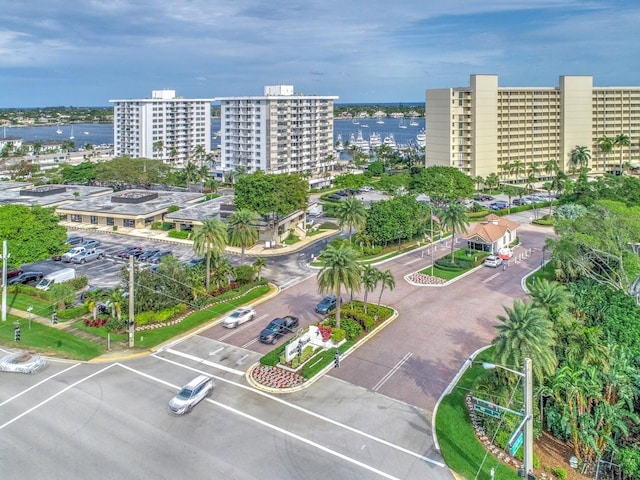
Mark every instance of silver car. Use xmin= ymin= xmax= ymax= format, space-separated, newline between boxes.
xmin=168 ymin=375 xmax=214 ymax=415
xmin=222 ymin=307 xmax=256 ymax=328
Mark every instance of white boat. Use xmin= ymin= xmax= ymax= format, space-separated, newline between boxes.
xmin=83 ymin=131 xmax=89 ymax=135
xmin=376 ymin=116 xmax=384 ymax=124
xmin=399 ymin=118 xmax=407 ymax=129
xmin=335 ymin=134 xmax=344 ymax=152
xmin=383 ymin=134 xmax=397 ymax=151
xmin=369 ymin=132 xmax=382 ymax=149
xmin=355 ymin=130 xmax=370 ymax=153
xmin=69 ymin=126 xmax=74 ymax=140
xmin=361 ymin=123 xmax=369 ymax=128
xmin=56 ymin=128 xmax=62 ymax=134
xmin=416 ymin=129 xmax=426 ymax=148
xmin=352 ymin=118 xmax=359 ymax=125
xmin=409 ymin=118 xmax=419 ymax=127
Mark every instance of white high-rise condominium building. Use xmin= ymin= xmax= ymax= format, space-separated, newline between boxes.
xmin=110 ymin=89 xmax=214 ymax=167
xmin=216 ymin=85 xmax=338 ymax=176
xmin=426 ymin=75 xmax=640 ymax=179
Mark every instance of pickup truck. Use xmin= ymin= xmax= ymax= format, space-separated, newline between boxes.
xmin=62 ymin=246 xmax=87 ymax=262
xmin=71 ymin=248 xmax=105 ymax=264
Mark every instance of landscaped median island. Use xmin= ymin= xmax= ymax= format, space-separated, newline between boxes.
xmin=248 ymin=301 xmax=394 ymax=392
xmin=406 ymin=247 xmax=492 ymax=285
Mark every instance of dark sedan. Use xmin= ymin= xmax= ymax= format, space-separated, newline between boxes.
xmin=8 ymin=271 xmax=44 ymax=285
xmin=117 ymin=246 xmax=143 ymax=259
xmin=138 ymin=249 xmax=160 ymax=262
xmin=149 ymin=250 xmax=173 ymax=264
xmin=259 ymin=316 xmax=299 ymax=344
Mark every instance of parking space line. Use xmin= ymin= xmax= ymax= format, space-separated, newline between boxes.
xmin=218 ymin=314 xmax=267 ymax=341
xmin=241 ymin=338 xmax=259 ymax=349
xmin=372 ymin=353 xmax=413 ymax=392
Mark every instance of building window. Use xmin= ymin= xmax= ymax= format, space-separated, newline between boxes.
xmin=90 ymin=216 xmax=98 ymax=225
xmin=106 ymin=217 xmax=115 ymax=226
xmin=70 ymin=214 xmax=82 ymax=222
xmin=123 ymin=219 xmax=135 ymax=228
xmin=144 ymin=217 xmax=154 ymax=225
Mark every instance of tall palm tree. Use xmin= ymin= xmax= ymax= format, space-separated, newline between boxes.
xmin=169 ymin=147 xmax=178 ymax=167
xmin=227 ymin=209 xmax=259 ymax=264
xmin=317 ymin=244 xmax=362 ymax=329
xmin=597 ymin=136 xmax=614 ymax=171
xmin=569 ymin=145 xmax=591 ymax=174
xmin=183 ymin=161 xmax=200 ymax=188
xmin=543 ymin=158 xmax=559 ymax=179
xmin=484 ymin=173 xmax=499 ymax=194
xmin=474 ymin=176 xmax=485 ymax=193
xmin=335 ymin=197 xmax=367 ymax=243
xmin=501 ymin=161 xmax=512 ymax=181
xmin=192 ymin=217 xmax=228 ymax=292
xmin=153 ymin=140 xmax=164 ymax=160
xmin=525 ymin=172 xmax=539 ymax=219
xmin=614 ymin=133 xmax=630 ymax=174
xmin=361 ymin=265 xmax=379 ymax=313
xmin=191 ymin=144 xmax=206 ymax=168
xmin=510 ymin=159 xmax=525 ymax=183
xmin=438 ymin=202 xmax=470 ymax=262
xmin=108 ymin=288 xmax=126 ymax=322
xmin=210 ymin=254 xmax=233 ymax=290
xmin=376 ymin=269 xmax=396 ymax=307
xmin=252 ymin=257 xmax=266 ymax=281
xmin=492 ymin=299 xmax=557 ymax=384
xmin=542 ymin=181 xmax=554 ymax=215
xmin=528 ymin=279 xmax=573 ymax=323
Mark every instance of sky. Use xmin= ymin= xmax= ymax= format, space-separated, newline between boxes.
xmin=1 ymin=0 xmax=639 ymax=108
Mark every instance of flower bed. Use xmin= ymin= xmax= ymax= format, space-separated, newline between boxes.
xmin=251 ymin=364 xmax=306 ymax=389
xmin=406 ymin=272 xmax=447 ymax=285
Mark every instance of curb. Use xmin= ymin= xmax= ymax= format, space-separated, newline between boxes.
xmin=244 ymin=308 xmax=400 ymax=394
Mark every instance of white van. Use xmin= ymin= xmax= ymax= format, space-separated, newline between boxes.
xmin=36 ymin=268 xmax=76 ymax=291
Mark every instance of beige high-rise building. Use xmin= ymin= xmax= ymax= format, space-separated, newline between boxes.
xmin=216 ymin=85 xmax=338 ymax=177
xmin=426 ymin=74 xmax=640 ymax=179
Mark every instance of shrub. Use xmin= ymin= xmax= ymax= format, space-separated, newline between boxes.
xmin=57 ymin=304 xmax=89 ymax=320
xmin=325 ymin=317 xmax=362 ymax=341
xmin=331 ymin=328 xmax=346 ymax=343
xmin=112 ymin=225 xmax=118 ymax=231
xmin=83 ymin=317 xmax=109 ymax=328
xmin=168 ymin=230 xmax=189 ymax=239
xmin=552 ymin=467 xmax=567 ymax=480
xmin=261 ymin=342 xmax=289 ymax=366
xmin=67 ymin=276 xmax=89 ymax=291
xmin=134 ymin=303 xmax=188 ymax=326
xmin=233 ymin=265 xmax=255 ymax=284
xmin=151 ymin=221 xmax=163 ymax=230
xmin=434 ymin=258 xmax=469 ymax=271
xmin=105 ymin=316 xmax=127 ymax=333
xmin=291 ymin=356 xmax=299 ymax=368
xmin=167 ymin=205 xmax=180 ymax=213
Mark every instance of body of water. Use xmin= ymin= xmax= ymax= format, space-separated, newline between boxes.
xmin=3 ymin=117 xmax=425 ymax=153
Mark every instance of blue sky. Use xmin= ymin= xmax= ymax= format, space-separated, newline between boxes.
xmin=0 ymin=0 xmax=639 ymax=108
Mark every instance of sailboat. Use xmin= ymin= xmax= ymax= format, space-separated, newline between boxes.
xmin=399 ymin=118 xmax=407 ymax=129
xmin=376 ymin=116 xmax=384 ymax=124
xmin=69 ymin=126 xmax=74 ymax=140
xmin=56 ymin=127 xmax=63 ymax=134
xmin=409 ymin=118 xmax=419 ymax=127
xmin=335 ymin=134 xmax=344 ymax=153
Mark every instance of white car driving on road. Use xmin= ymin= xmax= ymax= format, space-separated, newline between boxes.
xmin=222 ymin=307 xmax=256 ymax=328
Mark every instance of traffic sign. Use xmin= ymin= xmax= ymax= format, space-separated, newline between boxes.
xmin=473 ymin=403 xmax=501 ymax=419
xmin=509 ymin=432 xmax=523 ymax=456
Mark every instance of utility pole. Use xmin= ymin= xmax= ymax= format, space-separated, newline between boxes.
xmin=128 ymin=255 xmax=135 ymax=348
xmin=523 ymin=357 xmax=534 ymax=478
xmin=2 ymin=240 xmax=8 ymax=322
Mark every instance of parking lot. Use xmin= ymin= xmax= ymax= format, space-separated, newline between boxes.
xmin=21 ymin=233 xmax=203 ymax=289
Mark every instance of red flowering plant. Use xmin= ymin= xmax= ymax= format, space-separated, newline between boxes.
xmin=317 ymin=323 xmax=333 ymax=342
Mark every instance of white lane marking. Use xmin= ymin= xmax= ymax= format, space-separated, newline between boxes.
xmin=241 ymin=338 xmax=258 ymax=349
xmin=372 ymin=353 xmax=413 ymax=392
xmin=404 ymin=257 xmax=423 ymax=265
xmin=0 ymin=364 xmax=115 ymax=431
xmin=209 ymin=347 xmax=225 ymax=356
xmin=279 ymin=276 xmax=302 ymax=290
xmin=119 ymin=363 xmax=403 ymax=480
xmin=218 ymin=314 xmax=267 ymax=341
xmin=0 ymin=363 xmax=81 ymax=407
xmin=482 ymin=272 xmax=500 ymax=283
xmin=236 ymin=354 xmax=250 ymax=366
xmin=164 ymin=348 xmax=243 ymax=376
xmin=152 ymin=353 xmax=445 ymax=467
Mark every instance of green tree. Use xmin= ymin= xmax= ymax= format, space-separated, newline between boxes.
xmin=108 ymin=288 xmax=126 ymax=322
xmin=569 ymin=145 xmax=591 ymax=174
xmin=192 ymin=217 xmax=228 ymax=292
xmin=493 ymin=299 xmax=557 ymax=384
xmin=438 ymin=202 xmax=470 ymax=262
xmin=509 ymin=159 xmax=525 ymax=183
xmin=335 ymin=197 xmax=367 ymax=243
xmin=153 ymin=140 xmax=164 ymax=160
xmin=598 ymin=135 xmax=614 ymax=171
xmin=528 ymin=279 xmax=573 ymax=323
xmin=503 ymin=185 xmax=518 ymax=214
xmin=409 ymin=166 xmax=475 ymax=205
xmin=317 ymin=244 xmax=362 ymax=329
xmin=484 ymin=173 xmax=500 ymax=194
xmin=614 ymin=133 xmax=631 ymax=174
xmin=252 ymin=257 xmax=266 ymax=281
xmin=227 ymin=209 xmax=259 ymax=264
xmin=543 ymin=159 xmax=559 ymax=179
xmin=48 ymin=282 xmax=77 ymax=311
xmin=191 ymin=144 xmax=206 ymax=168
xmin=60 ymin=161 xmax=97 ymax=184
xmin=366 ymin=161 xmax=385 ymax=176
xmin=473 ymin=176 xmax=484 ymax=192
xmin=361 ymin=265 xmax=379 ymax=313
xmin=0 ymin=205 xmax=68 ymax=267
xmin=376 ymin=269 xmax=396 ymax=307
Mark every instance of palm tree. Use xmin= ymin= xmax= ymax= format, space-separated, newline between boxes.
xmin=191 ymin=144 xmax=206 ymax=168
xmin=183 ymin=161 xmax=199 ymax=189
xmin=168 ymin=147 xmax=178 ymax=167
xmin=252 ymin=257 xmax=266 ymax=281
xmin=210 ymin=254 xmax=233 ymax=290
xmin=543 ymin=158 xmax=559 ymax=179
xmin=361 ymin=265 xmax=379 ymax=313
xmin=614 ymin=133 xmax=630 ymax=174
xmin=528 ymin=279 xmax=573 ymax=322
xmin=317 ymin=244 xmax=362 ymax=329
xmin=227 ymin=209 xmax=259 ymax=264
xmin=108 ymin=288 xmax=126 ymax=322
xmin=501 ymin=161 xmax=512 ymax=181
xmin=542 ymin=181 xmax=554 ymax=215
xmin=153 ymin=140 xmax=164 ymax=160
xmin=192 ymin=217 xmax=228 ymax=292
xmin=484 ymin=173 xmax=500 ymax=194
xmin=376 ymin=269 xmax=396 ymax=307
xmin=569 ymin=145 xmax=591 ymax=174
xmin=335 ymin=197 xmax=367 ymax=243
xmin=474 ymin=176 xmax=485 ymax=192
xmin=597 ymin=136 xmax=614 ymax=171
xmin=492 ymin=299 xmax=557 ymax=384
xmin=438 ymin=202 xmax=470 ymax=262
xmin=510 ymin=159 xmax=525 ymax=183
xmin=525 ymin=172 xmax=539 ymax=219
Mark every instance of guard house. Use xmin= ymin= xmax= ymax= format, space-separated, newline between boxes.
xmin=464 ymin=214 xmax=519 ymax=253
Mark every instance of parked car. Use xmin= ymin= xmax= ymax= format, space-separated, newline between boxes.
xmin=6 ymin=268 xmax=23 ymax=279
xmin=489 ymin=201 xmax=509 ymax=211
xmin=512 ymin=198 xmax=531 ymax=206
xmin=149 ymin=250 xmax=172 ymax=264
xmin=259 ymin=316 xmax=300 ymax=344
xmin=222 ymin=307 xmax=256 ymax=328
xmin=359 ymin=186 xmax=374 ymax=192
xmin=80 ymin=239 xmax=101 ymax=249
xmin=184 ymin=257 xmax=204 ymax=268
xmin=138 ymin=249 xmax=160 ymax=262
xmin=8 ymin=271 xmax=44 ymax=285
xmin=327 ymin=193 xmax=343 ymax=201
xmin=168 ymin=375 xmax=214 ymax=415
xmin=71 ymin=248 xmax=105 ymax=264
xmin=36 ymin=268 xmax=76 ymax=291
xmin=474 ymin=194 xmax=493 ymax=201
xmin=66 ymin=236 xmax=84 ymax=246
xmin=315 ymin=295 xmax=337 ymax=314
xmin=62 ymin=246 xmax=88 ymax=262
xmin=117 ymin=246 xmax=143 ymax=259
xmin=484 ymin=255 xmax=503 ymax=268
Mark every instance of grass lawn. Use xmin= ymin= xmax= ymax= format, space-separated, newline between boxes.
xmin=5 ymin=291 xmax=55 ymax=318
xmin=525 ymin=262 xmax=555 ymax=288
xmin=436 ymin=348 xmax=521 ymax=480
xmin=420 ymin=248 xmax=489 ymax=281
xmin=0 ymin=313 xmax=105 ymax=360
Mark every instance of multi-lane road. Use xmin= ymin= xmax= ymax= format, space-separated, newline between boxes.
xmin=1 ymin=217 xmax=551 ymax=479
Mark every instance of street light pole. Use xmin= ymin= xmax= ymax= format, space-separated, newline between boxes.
xmin=1 ymin=240 xmax=9 ymax=322
xmin=483 ymin=357 xmax=534 ymax=478
xmin=128 ymin=255 xmax=135 ymax=348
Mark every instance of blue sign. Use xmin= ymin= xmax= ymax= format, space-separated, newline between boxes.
xmin=509 ymin=432 xmax=523 ymax=456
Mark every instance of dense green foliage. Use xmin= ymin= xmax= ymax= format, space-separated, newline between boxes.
xmin=364 ymin=195 xmax=430 ymax=245
xmin=0 ymin=205 xmax=68 ymax=267
xmin=234 ymin=171 xmax=309 ymax=220
xmin=409 ymin=166 xmax=475 ymax=204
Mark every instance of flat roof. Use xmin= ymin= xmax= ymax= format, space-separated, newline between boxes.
xmin=0 ymin=183 xmax=112 ymax=208
xmin=56 ymin=189 xmax=205 ymax=217
xmin=165 ymin=195 xmax=234 ymax=222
